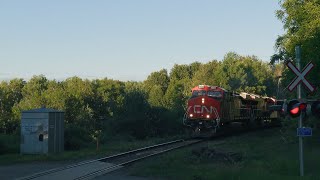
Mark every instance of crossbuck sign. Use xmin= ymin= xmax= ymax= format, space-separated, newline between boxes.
xmin=287 ymin=61 xmax=315 ymax=92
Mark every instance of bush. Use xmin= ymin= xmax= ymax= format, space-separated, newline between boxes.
xmin=64 ymin=125 xmax=91 ymax=150
xmin=0 ymin=134 xmax=19 ymax=154
xmin=112 ymin=107 xmax=184 ymax=140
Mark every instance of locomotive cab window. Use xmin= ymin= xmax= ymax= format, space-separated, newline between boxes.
xmin=191 ymin=90 xmax=206 ymax=98
xmin=207 ymin=91 xmax=222 ymax=99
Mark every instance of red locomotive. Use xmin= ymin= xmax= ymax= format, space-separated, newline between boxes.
xmin=183 ymin=85 xmax=281 ymax=134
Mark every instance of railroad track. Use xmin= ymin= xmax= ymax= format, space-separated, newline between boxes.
xmin=17 ymin=123 xmax=277 ymax=180
xmin=18 ymin=138 xmax=205 ymax=180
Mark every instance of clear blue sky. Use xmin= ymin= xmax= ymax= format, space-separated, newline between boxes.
xmin=0 ymin=0 xmax=283 ymax=81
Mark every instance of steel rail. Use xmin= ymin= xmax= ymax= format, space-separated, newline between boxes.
xmin=75 ymin=139 xmax=206 ymax=180
xmin=17 ymin=139 xmax=187 ymax=180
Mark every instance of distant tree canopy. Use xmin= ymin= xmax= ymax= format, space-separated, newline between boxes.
xmin=271 ymin=0 xmax=320 ymax=97
xmin=216 ymin=53 xmax=274 ymax=95
xmin=0 ymin=52 xmax=278 ymax=147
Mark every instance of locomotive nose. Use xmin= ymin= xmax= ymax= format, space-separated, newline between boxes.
xmin=187 ymin=96 xmax=220 ymax=120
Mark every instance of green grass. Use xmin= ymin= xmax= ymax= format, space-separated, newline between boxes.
xmin=127 ymin=128 xmax=320 ymax=180
xmin=0 ymin=135 xmax=185 ymax=165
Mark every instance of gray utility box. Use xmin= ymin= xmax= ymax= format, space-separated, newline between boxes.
xmin=20 ymin=108 xmax=64 ymax=154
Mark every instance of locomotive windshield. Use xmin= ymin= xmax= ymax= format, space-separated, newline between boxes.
xmin=191 ymin=90 xmax=223 ymax=99
xmin=207 ymin=91 xmax=222 ymax=98
xmin=191 ymin=90 xmax=206 ymax=97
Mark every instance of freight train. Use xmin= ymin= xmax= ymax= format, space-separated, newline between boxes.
xmin=183 ymin=85 xmax=282 ymax=134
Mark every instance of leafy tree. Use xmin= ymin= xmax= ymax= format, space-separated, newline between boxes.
xmin=144 ymin=69 xmax=170 ymax=94
xmin=169 ymin=63 xmax=202 ymax=104
xmin=148 ymin=85 xmax=164 ymax=107
xmin=144 ymin=69 xmax=170 ymax=110
xmin=44 ymin=80 xmax=65 ymax=110
xmin=16 ymin=75 xmax=48 ymax=109
xmin=192 ymin=60 xmax=220 ymax=87
xmin=0 ymin=79 xmax=25 ymax=133
xmin=163 ymin=80 xmax=185 ymax=112
xmin=116 ymin=88 xmax=151 ymax=139
xmin=91 ymin=79 xmax=125 ymax=120
xmin=189 ymin=62 xmax=202 ymax=77
xmin=170 ymin=64 xmax=191 ymax=81
xmin=63 ymin=77 xmax=93 ymax=126
xmin=272 ymin=0 xmax=320 ymax=96
xmin=12 ymin=75 xmax=49 ymax=128
xmin=216 ymin=52 xmax=275 ymax=95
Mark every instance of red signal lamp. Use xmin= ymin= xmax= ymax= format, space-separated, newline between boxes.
xmin=287 ymin=99 xmax=306 ymax=118
xmin=290 ymin=106 xmax=299 ymax=115
xmin=290 ymin=103 xmax=307 ymax=115
xmin=299 ymin=103 xmax=307 ymax=111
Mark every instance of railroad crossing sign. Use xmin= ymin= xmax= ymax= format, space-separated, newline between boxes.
xmin=287 ymin=61 xmax=315 ymax=92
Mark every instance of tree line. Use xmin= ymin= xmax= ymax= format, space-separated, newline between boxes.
xmin=0 ymin=52 xmax=278 ymax=149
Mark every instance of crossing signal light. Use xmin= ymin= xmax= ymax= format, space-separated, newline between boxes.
xmin=311 ymin=101 xmax=320 ymax=117
xmin=287 ymin=99 xmax=307 ymax=118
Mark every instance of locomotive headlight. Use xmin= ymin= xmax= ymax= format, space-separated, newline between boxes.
xmin=189 ymin=114 xmax=193 ymax=117
xmin=206 ymin=114 xmax=210 ymax=119
xmin=202 ymin=98 xmax=205 ymax=104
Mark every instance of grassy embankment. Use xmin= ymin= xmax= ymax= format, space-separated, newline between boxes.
xmin=127 ymin=127 xmax=320 ymax=180
xmin=0 ymin=134 xmax=185 ymax=165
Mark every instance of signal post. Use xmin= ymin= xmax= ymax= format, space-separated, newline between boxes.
xmin=296 ymin=46 xmax=304 ymax=177
xmin=286 ymin=46 xmax=317 ymax=176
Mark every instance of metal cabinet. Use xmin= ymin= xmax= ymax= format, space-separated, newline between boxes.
xmin=20 ymin=108 xmax=64 ymax=154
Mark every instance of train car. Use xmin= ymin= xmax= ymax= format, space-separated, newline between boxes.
xmin=183 ymin=85 xmax=281 ymax=134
